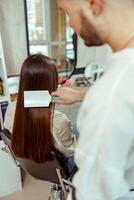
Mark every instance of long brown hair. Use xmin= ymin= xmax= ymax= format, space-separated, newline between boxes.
xmin=11 ymin=54 xmax=58 ymax=163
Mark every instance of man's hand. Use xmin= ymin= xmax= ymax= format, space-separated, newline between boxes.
xmin=51 ymin=87 xmax=85 ymax=105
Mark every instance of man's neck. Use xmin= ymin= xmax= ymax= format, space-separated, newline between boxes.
xmin=106 ymin=26 xmax=134 ymax=52
xmin=109 ymin=36 xmax=134 ymax=52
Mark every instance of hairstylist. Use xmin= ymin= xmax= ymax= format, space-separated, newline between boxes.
xmin=52 ymin=0 xmax=134 ymax=199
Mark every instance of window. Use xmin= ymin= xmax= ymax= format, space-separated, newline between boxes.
xmin=25 ymin=0 xmax=75 ymax=71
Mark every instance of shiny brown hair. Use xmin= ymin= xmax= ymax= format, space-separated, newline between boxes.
xmin=11 ymin=54 xmax=58 ymax=163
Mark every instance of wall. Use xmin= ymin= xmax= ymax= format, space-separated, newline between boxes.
xmin=0 ymin=0 xmax=27 ymax=76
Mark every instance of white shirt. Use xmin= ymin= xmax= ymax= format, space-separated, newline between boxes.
xmin=68 ymin=48 xmax=134 ymax=200
xmin=4 ymin=101 xmax=77 ymax=157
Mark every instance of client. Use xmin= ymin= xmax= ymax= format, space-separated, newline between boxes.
xmin=4 ymin=54 xmax=77 ymax=172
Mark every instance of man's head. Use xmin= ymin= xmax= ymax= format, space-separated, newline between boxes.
xmin=57 ymin=0 xmax=134 ymax=50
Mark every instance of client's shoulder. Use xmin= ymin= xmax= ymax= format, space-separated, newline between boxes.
xmin=53 ymin=110 xmax=71 ymax=127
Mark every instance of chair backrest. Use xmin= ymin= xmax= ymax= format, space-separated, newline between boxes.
xmin=0 ymin=128 xmax=70 ymax=184
xmin=16 ymin=157 xmax=61 ymax=184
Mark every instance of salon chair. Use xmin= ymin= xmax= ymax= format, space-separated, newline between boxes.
xmin=0 ymin=128 xmax=75 ymax=199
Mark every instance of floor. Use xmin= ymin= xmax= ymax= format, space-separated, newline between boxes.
xmin=0 ymin=173 xmax=52 ymax=200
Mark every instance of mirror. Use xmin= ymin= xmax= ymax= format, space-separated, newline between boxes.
xmin=24 ymin=0 xmax=76 ymax=72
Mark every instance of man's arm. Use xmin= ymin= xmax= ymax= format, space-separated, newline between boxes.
xmin=51 ymin=87 xmax=86 ymax=105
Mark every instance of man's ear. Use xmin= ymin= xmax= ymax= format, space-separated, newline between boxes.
xmin=88 ymin=0 xmax=103 ymax=15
